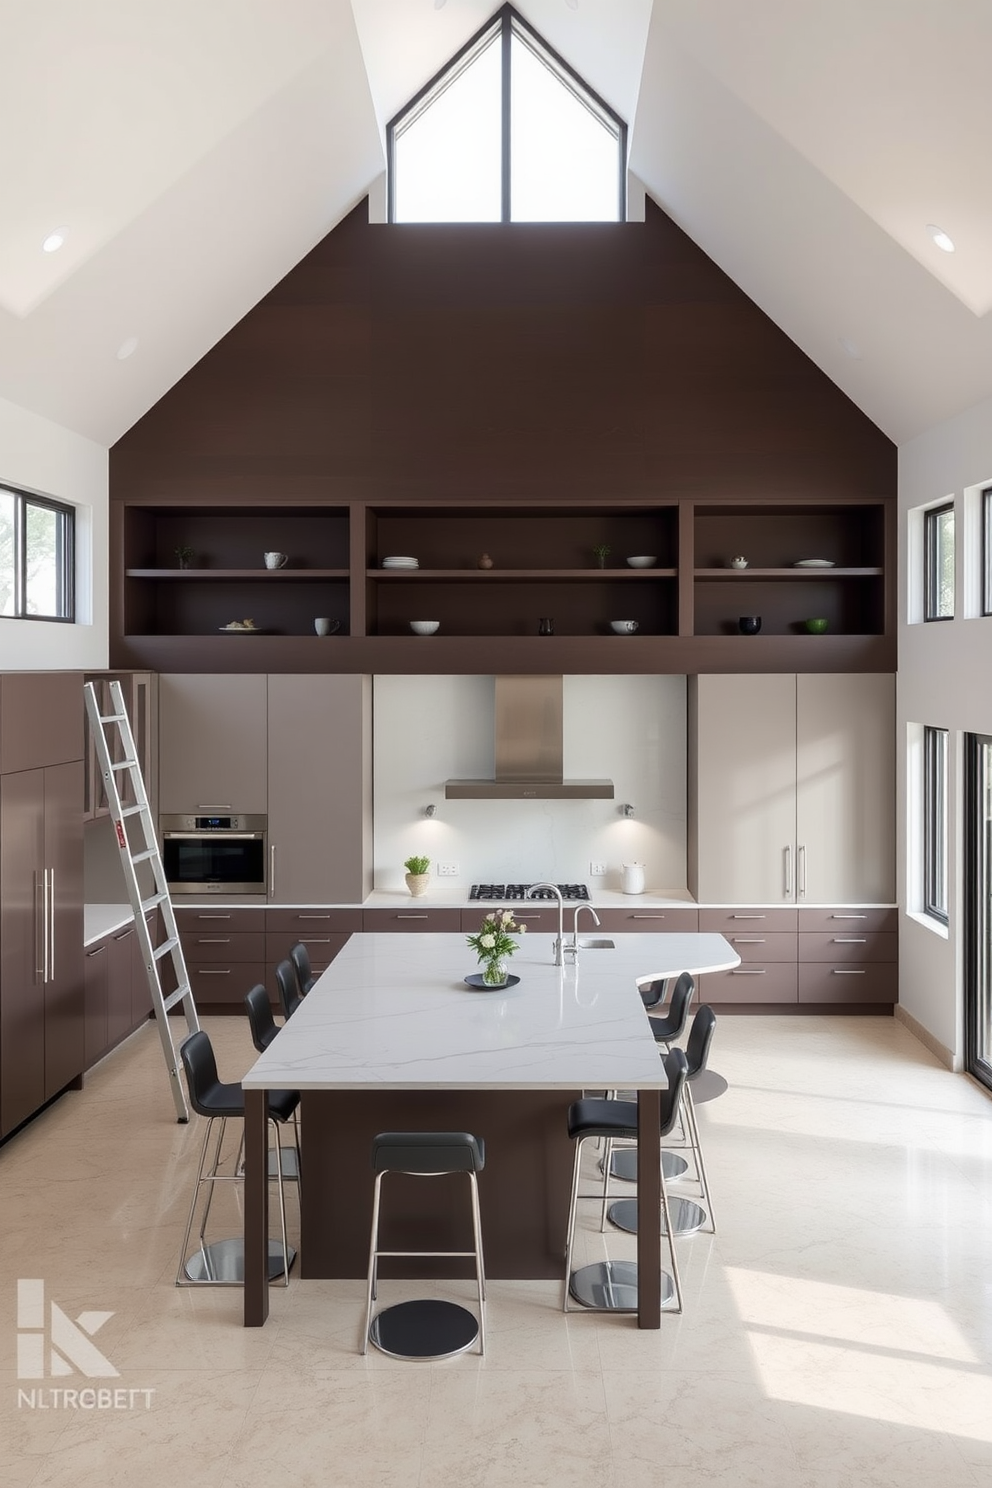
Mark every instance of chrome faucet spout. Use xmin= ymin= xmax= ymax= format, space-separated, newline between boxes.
xmin=526 ymin=882 xmax=565 ymax=966
xmin=570 ymin=904 xmax=601 ymax=959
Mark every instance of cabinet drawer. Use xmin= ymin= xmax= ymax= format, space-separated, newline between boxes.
xmin=722 ymin=932 xmax=796 ymax=963
xmin=800 ymin=932 xmax=897 ymax=963
xmin=187 ymin=961 xmax=267 ymax=1005
xmin=799 ymin=962 xmax=898 ymax=1004
xmin=266 ymin=908 xmax=363 ymax=935
xmin=174 ymin=908 xmax=266 ymax=933
xmin=182 ymin=931 xmax=266 ymax=964
xmin=697 ymin=963 xmax=798 ymax=1004
xmin=265 ymin=932 xmax=351 ymax=973
xmin=798 ymin=908 xmax=897 ymax=933
xmin=363 ymin=909 xmax=462 ymax=932
xmin=699 ymin=908 xmax=798 ymax=932
xmin=595 ymin=908 xmax=700 ymax=932
xmin=461 ymin=907 xmax=560 ymax=933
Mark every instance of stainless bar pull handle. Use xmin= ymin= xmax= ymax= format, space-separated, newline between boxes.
xmin=396 ymin=914 xmax=429 ymax=920
xmin=732 ymin=914 xmax=767 ymax=920
xmin=731 ymin=968 xmax=767 ymax=975
xmin=197 ymin=969 xmax=231 ymax=976
xmin=49 ymin=868 xmax=56 ymax=981
xmin=798 ymin=845 xmax=807 ymax=898
xmin=43 ymin=869 xmax=51 ymax=984
xmin=269 ymin=844 xmax=276 ymax=896
xmin=733 ymin=937 xmax=766 ymax=944
xmin=165 ymin=831 xmax=259 ymax=840
xmin=297 ymin=914 xmax=331 ymax=920
xmin=784 ymin=846 xmax=792 ymax=898
xmin=514 ymin=914 xmax=544 ymax=920
xmin=86 ymin=945 xmax=106 ymax=958
xmin=833 ymin=937 xmax=867 ymax=944
xmin=35 ymin=872 xmax=45 ymax=981
xmin=830 ymin=913 xmax=867 ymax=919
xmin=197 ymin=914 xmax=232 ymax=920
xmin=197 ymin=803 xmax=232 ymax=810
xmin=113 ymin=929 xmax=134 ymax=942
xmin=832 ymin=969 xmax=866 ymax=975
xmin=300 ymin=937 xmax=331 ymax=945
xmin=196 ymin=938 xmax=232 ymax=944
xmin=631 ymin=914 xmax=669 ymax=920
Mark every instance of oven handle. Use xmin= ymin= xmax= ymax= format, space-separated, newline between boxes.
xmin=162 ymin=832 xmax=265 ymax=840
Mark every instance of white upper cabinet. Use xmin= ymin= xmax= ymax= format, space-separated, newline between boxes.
xmin=690 ymin=673 xmax=895 ymax=905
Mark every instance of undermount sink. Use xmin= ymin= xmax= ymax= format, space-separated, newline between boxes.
xmin=577 ymin=938 xmax=616 ymax=950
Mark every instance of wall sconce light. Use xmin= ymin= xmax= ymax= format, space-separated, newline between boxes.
xmin=622 ymin=803 xmax=634 ymax=818
xmin=424 ymin=803 xmax=437 ymax=818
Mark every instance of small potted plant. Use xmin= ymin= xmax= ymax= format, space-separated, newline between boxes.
xmin=592 ymin=543 xmax=611 ymax=569
xmin=174 ymin=545 xmax=195 ymax=569
xmin=404 ymin=854 xmax=431 ymax=897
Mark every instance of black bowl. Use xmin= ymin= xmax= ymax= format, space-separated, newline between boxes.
xmin=738 ymin=616 xmax=762 ymax=635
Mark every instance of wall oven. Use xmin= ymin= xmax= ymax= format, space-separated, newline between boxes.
xmin=161 ymin=814 xmax=267 ymax=895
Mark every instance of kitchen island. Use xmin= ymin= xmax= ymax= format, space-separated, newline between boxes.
xmin=242 ymin=931 xmax=739 ymax=1329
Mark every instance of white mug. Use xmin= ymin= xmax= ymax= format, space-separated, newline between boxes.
xmin=314 ymin=617 xmax=333 ymax=636
xmin=264 ymin=551 xmax=288 ymax=569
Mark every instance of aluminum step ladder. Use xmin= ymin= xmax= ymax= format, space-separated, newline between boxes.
xmin=84 ymin=679 xmax=199 ymax=1121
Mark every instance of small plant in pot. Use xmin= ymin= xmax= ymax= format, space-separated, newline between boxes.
xmin=404 ymin=855 xmax=431 ymax=897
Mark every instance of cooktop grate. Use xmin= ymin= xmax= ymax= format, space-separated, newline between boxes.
xmin=469 ymin=883 xmax=590 ymax=902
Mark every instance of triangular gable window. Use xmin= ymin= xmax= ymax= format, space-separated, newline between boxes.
xmin=388 ymin=4 xmax=626 ymax=223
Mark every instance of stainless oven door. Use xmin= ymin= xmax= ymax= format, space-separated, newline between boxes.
xmin=162 ymin=831 xmax=267 ymax=894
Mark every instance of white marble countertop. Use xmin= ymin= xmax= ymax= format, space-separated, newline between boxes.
xmin=84 ymin=903 xmax=134 ymax=945
xmin=243 ymin=931 xmax=739 ymax=1093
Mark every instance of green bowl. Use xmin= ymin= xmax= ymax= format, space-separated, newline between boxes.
xmin=804 ymin=617 xmax=829 ymax=634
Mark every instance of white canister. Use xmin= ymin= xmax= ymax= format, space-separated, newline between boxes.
xmin=622 ymin=863 xmax=645 ymax=895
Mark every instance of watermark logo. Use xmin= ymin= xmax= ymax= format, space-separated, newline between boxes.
xmin=15 ymin=1280 xmax=154 ymax=1410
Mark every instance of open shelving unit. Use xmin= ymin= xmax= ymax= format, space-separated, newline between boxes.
xmin=111 ymin=496 xmax=895 ymax=674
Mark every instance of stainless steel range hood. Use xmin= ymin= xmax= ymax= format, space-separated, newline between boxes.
xmin=444 ymin=676 xmax=614 ymax=801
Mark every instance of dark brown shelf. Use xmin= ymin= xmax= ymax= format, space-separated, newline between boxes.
xmin=367 ymin=568 xmax=677 ymax=580
xmin=126 ymin=568 xmax=349 ymax=579
xmin=694 ymin=567 xmax=882 ymax=579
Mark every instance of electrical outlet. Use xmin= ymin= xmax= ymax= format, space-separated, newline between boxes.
xmin=436 ymin=861 xmax=459 ymax=877
xmin=589 ymin=861 xmax=607 ymax=877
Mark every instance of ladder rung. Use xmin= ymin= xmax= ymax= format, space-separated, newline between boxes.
xmin=110 ymin=758 xmax=139 ymax=771
xmin=120 ymin=804 xmax=150 ymax=818
xmin=131 ymin=848 xmax=157 ymax=865
xmin=153 ymin=937 xmax=179 ymax=961
xmin=141 ymin=890 xmax=168 ymax=912
xmin=99 ymin=712 xmax=128 ymax=724
xmin=163 ymin=986 xmax=194 ymax=1012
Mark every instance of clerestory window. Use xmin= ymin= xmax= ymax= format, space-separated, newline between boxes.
xmin=388 ymin=4 xmax=626 ymax=224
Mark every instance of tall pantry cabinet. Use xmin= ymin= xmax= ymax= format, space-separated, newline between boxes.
xmin=0 ymin=673 xmax=85 ymax=1136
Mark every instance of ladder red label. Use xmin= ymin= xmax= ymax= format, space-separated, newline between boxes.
xmin=115 ymin=821 xmax=126 ymax=849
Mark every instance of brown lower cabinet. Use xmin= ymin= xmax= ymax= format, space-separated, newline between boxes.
xmin=362 ymin=908 xmax=462 ymax=932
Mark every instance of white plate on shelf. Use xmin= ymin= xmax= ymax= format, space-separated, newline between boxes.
xmin=219 ymin=625 xmax=269 ymax=633
xmin=793 ymin=559 xmax=835 ymax=568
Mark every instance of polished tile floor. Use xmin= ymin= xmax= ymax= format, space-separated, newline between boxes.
xmin=2 ymin=1011 xmax=991 ymax=1488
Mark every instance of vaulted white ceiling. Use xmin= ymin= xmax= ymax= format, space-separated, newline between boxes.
xmin=2 ymin=0 xmax=991 ymax=448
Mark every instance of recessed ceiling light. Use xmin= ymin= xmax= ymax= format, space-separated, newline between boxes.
xmin=927 ymin=224 xmax=955 ymax=253
xmin=116 ymin=336 xmax=139 ymax=361
xmin=42 ymin=229 xmax=66 ymax=253
xmin=838 ymin=337 xmax=863 ymax=360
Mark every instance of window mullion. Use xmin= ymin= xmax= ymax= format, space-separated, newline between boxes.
xmin=501 ymin=12 xmax=511 ymax=223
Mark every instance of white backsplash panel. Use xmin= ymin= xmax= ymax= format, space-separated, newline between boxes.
xmin=373 ymin=674 xmax=688 ymax=895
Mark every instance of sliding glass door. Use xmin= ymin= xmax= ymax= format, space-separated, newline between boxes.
xmin=964 ymin=733 xmax=992 ymax=1091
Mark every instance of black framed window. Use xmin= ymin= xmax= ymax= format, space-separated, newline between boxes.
xmin=964 ymin=733 xmax=992 ymax=1093
xmin=982 ymin=487 xmax=992 ymax=616
xmin=923 ymin=725 xmax=948 ymax=924
xmin=923 ymin=501 xmax=954 ymax=621
xmin=387 ymin=4 xmax=626 ymax=224
xmin=0 ymin=485 xmax=75 ymax=622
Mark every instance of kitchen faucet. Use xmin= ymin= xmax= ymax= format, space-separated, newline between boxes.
xmin=526 ymin=883 xmax=565 ymax=966
xmin=568 ymin=904 xmax=601 ymax=960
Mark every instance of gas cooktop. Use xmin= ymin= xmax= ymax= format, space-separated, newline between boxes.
xmin=469 ymin=883 xmax=590 ymax=902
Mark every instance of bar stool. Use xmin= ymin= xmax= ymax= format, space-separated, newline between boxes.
xmin=244 ymin=984 xmax=301 ymax=1186
xmin=608 ymin=1005 xmax=720 ymax=1238
xmin=362 ymin=1131 xmax=486 ymax=1360
xmin=290 ymin=941 xmax=316 ymax=997
xmin=275 ymin=958 xmax=303 ymax=1020
xmin=564 ymin=1047 xmax=688 ymax=1314
xmin=607 ymin=971 xmax=696 ymax=1187
xmin=176 ymin=1030 xmax=300 ymax=1287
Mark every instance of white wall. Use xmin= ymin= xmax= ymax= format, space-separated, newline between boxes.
xmin=0 ymin=393 xmax=108 ymax=670
xmin=372 ymin=674 xmax=688 ymax=894
xmin=898 ymin=390 xmax=992 ymax=1061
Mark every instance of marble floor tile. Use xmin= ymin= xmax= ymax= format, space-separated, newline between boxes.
xmin=1 ymin=1012 xmax=991 ymax=1487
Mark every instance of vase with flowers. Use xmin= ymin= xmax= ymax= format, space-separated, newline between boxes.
xmin=466 ymin=909 xmax=525 ymax=986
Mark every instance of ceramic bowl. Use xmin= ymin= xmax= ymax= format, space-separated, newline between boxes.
xmin=804 ymin=617 xmax=829 ymax=634
xmin=738 ymin=616 xmax=762 ymax=635
xmin=625 ymin=555 xmax=656 ymax=568
xmin=409 ymin=620 xmax=439 ymax=635
xmin=610 ymin=620 xmax=639 ymax=634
